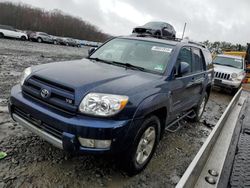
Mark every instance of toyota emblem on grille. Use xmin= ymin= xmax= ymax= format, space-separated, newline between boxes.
xmin=41 ymin=88 xmax=50 ymax=99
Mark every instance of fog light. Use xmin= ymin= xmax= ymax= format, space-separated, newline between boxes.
xmin=78 ymin=137 xmax=111 ymax=149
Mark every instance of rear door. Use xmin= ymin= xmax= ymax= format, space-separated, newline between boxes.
xmin=190 ymin=47 xmax=206 ymax=104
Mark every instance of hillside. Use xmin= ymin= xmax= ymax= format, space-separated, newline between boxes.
xmin=0 ymin=2 xmax=111 ymax=42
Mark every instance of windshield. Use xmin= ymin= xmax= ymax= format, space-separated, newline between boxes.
xmin=90 ymin=38 xmax=173 ymax=74
xmin=213 ymin=56 xmax=243 ymax=69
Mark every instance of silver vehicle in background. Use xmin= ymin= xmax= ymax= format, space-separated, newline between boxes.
xmin=213 ymin=54 xmax=245 ymax=92
xmin=29 ymin=32 xmax=55 ymax=43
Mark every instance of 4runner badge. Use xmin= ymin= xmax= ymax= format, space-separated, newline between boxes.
xmin=40 ymin=88 xmax=50 ymax=99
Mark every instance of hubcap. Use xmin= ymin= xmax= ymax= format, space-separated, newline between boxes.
xmin=198 ymin=97 xmax=206 ymax=117
xmin=135 ymin=126 xmax=156 ymax=165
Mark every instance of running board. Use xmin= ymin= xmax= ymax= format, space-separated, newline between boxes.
xmin=165 ymin=110 xmax=195 ymax=133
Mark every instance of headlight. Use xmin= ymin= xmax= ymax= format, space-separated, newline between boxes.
xmin=79 ymin=93 xmax=128 ymax=116
xmin=231 ymin=73 xmax=237 ymax=79
xmin=20 ymin=67 xmax=32 ymax=85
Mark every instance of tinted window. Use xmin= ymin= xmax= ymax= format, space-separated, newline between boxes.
xmin=177 ymin=47 xmax=192 ymax=75
xmin=192 ymin=48 xmax=204 ymax=72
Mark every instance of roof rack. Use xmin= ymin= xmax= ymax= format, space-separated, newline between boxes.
xmin=131 ymin=33 xmax=182 ymax=42
xmin=131 ymin=33 xmax=207 ymax=48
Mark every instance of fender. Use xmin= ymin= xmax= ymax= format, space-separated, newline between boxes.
xmin=119 ymin=93 xmax=170 ymax=151
xmin=132 ymin=93 xmax=170 ymax=120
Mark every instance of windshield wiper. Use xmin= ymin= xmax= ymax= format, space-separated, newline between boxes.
xmin=110 ymin=61 xmax=145 ymax=71
xmin=223 ymin=64 xmax=238 ymax=68
xmin=88 ymin=57 xmax=113 ymax=65
xmin=88 ymin=57 xmax=145 ymax=71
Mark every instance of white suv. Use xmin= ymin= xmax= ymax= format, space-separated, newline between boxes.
xmin=213 ymin=54 xmax=245 ymax=92
xmin=0 ymin=25 xmax=28 ymax=40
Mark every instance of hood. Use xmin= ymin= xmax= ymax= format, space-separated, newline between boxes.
xmin=213 ymin=64 xmax=244 ymax=74
xmin=31 ymin=59 xmax=162 ymax=104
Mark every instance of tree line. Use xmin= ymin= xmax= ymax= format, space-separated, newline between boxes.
xmin=0 ymin=2 xmax=111 ymax=42
xmin=201 ymin=40 xmax=247 ymax=53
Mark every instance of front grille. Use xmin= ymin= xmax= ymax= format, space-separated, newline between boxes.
xmin=214 ymin=71 xmax=230 ymax=80
xmin=22 ymin=76 xmax=77 ymax=113
xmin=14 ymin=107 xmax=63 ymax=139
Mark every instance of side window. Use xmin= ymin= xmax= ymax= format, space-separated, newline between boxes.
xmin=177 ymin=47 xmax=192 ymax=75
xmin=192 ymin=48 xmax=204 ymax=72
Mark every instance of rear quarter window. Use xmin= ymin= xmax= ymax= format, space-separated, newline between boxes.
xmin=202 ymin=50 xmax=213 ymax=69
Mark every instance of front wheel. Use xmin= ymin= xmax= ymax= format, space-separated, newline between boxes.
xmin=122 ymin=115 xmax=160 ymax=176
xmin=192 ymin=93 xmax=208 ymax=122
xmin=21 ymin=36 xmax=26 ymax=41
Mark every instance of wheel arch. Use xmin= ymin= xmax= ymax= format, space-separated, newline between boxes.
xmin=132 ymin=93 xmax=170 ymax=137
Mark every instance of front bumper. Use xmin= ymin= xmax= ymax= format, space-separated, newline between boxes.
xmin=213 ymin=79 xmax=242 ymax=89
xmin=9 ymin=85 xmax=135 ymax=154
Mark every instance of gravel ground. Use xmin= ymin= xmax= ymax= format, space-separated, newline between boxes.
xmin=0 ymin=39 xmax=233 ymax=188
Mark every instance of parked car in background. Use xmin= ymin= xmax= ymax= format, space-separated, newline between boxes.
xmin=29 ymin=32 xmax=55 ymax=43
xmin=73 ymin=39 xmax=81 ymax=47
xmin=213 ymin=54 xmax=245 ymax=92
xmin=67 ymin=38 xmax=77 ymax=47
xmin=132 ymin=21 xmax=176 ymax=38
xmin=9 ymin=35 xmax=213 ymax=175
xmin=58 ymin=37 xmax=76 ymax=47
xmin=51 ymin=36 xmax=64 ymax=45
xmin=0 ymin=25 xmax=28 ymax=40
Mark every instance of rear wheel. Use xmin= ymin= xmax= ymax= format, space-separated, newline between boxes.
xmin=53 ymin=40 xmax=57 ymax=45
xmin=192 ymin=93 xmax=208 ymax=122
xmin=37 ymin=37 xmax=42 ymax=43
xmin=122 ymin=115 xmax=160 ymax=176
xmin=0 ymin=33 xmax=4 ymax=38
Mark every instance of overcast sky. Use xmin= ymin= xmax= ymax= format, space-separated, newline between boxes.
xmin=4 ymin=0 xmax=249 ymax=44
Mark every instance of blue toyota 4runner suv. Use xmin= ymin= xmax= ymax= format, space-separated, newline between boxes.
xmin=9 ymin=36 xmax=213 ymax=175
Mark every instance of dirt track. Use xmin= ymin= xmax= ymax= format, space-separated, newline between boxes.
xmin=0 ymin=39 xmax=233 ymax=188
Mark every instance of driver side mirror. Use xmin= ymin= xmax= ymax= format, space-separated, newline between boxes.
xmin=178 ymin=62 xmax=190 ymax=76
xmin=88 ymin=47 xmax=97 ymax=56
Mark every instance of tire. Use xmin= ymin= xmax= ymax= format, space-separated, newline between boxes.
xmin=122 ymin=115 xmax=161 ymax=176
xmin=172 ymin=35 xmax=176 ymax=39
xmin=192 ymin=93 xmax=208 ymax=122
xmin=231 ymin=85 xmax=241 ymax=95
xmin=37 ymin=37 xmax=42 ymax=43
xmin=66 ymin=43 xmax=69 ymax=46
xmin=0 ymin=33 xmax=4 ymax=38
xmin=53 ymin=40 xmax=57 ymax=45
xmin=21 ymin=36 xmax=26 ymax=41
xmin=155 ymin=32 xmax=161 ymax=38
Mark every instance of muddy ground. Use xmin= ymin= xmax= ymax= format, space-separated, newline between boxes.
xmin=0 ymin=39 xmax=233 ymax=188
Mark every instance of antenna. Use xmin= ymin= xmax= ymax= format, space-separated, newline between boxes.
xmin=181 ymin=22 xmax=187 ymax=39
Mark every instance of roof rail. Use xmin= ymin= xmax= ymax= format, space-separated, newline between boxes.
xmin=131 ymin=33 xmax=207 ymax=48
xmin=181 ymin=39 xmax=207 ymax=48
